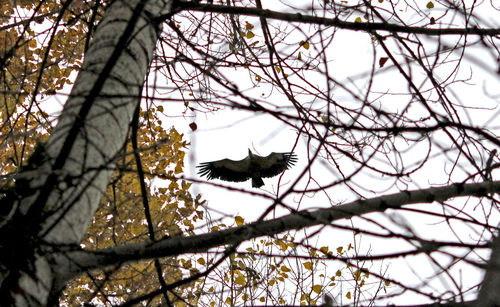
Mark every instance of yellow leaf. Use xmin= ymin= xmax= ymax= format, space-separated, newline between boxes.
xmin=299 ymin=40 xmax=310 ymax=50
xmin=355 ymin=17 xmax=362 ymax=23
xmin=28 ymin=40 xmax=37 ymax=48
xmin=197 ymin=257 xmax=206 ymax=265
xmin=385 ymin=280 xmax=391 ymax=286
xmin=245 ymin=21 xmax=254 ymax=30
xmin=275 ymin=66 xmax=281 ymax=73
xmin=234 ymin=274 xmax=246 ymax=286
xmin=337 ymin=246 xmax=343 ymax=253
xmin=426 ymin=1 xmax=434 ymax=8
xmin=246 ymin=31 xmax=255 ymax=39
xmin=182 ymin=259 xmax=192 ymax=269
xmin=354 ymin=269 xmax=361 ymax=281
xmin=320 ymin=246 xmax=329 ymax=254
xmin=281 ymin=265 xmax=291 ymax=272
xmin=346 ymin=291 xmax=351 ymax=299
xmin=303 ymin=261 xmax=313 ymax=270
xmin=235 ymin=215 xmax=244 ymax=226
xmin=277 ymin=240 xmax=287 ymax=251
xmin=183 ymin=219 xmax=194 ymax=229
xmin=336 ymin=270 xmax=342 ymax=277
xmin=157 ymin=105 xmax=164 ymax=112
xmin=260 ymin=297 xmax=265 ymax=302
xmin=298 ymin=51 xmax=302 ymax=60
xmin=269 ymin=279 xmax=276 ymax=286
xmin=255 ymin=74 xmax=261 ymax=82
xmin=312 ymin=284 xmax=322 ymax=294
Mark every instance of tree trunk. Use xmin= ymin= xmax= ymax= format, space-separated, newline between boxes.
xmin=477 ymin=230 xmax=500 ymax=305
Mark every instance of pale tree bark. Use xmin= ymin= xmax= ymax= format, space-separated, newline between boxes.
xmin=0 ymin=0 xmax=171 ymax=305
xmin=477 ymin=231 xmax=500 ymax=305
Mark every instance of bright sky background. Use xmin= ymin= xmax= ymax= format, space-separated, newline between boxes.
xmin=159 ymin=2 xmax=500 ymax=304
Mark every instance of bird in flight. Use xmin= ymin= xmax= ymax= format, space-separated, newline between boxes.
xmin=197 ymin=149 xmax=297 ymax=188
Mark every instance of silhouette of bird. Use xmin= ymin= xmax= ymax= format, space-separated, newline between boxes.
xmin=197 ymin=149 xmax=297 ymax=188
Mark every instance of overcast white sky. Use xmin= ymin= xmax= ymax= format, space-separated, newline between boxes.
xmin=156 ymin=2 xmax=500 ymax=304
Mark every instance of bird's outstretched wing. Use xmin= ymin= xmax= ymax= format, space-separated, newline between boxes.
xmin=257 ymin=152 xmax=298 ymax=178
xmin=197 ymin=157 xmax=251 ymax=182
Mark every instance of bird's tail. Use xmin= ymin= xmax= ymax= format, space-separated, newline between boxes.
xmin=252 ymin=177 xmax=264 ymax=188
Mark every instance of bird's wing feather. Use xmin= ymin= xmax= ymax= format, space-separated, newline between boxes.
xmin=258 ymin=152 xmax=298 ymax=178
xmin=197 ymin=157 xmax=251 ymax=182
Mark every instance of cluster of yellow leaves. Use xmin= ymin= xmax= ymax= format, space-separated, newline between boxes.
xmin=1 ymin=0 xmax=93 ymax=110
xmin=197 ymin=233 xmax=341 ymax=305
xmin=83 ymin=125 xmax=195 ymax=248
xmin=0 ymin=111 xmax=48 ymax=180
xmin=244 ymin=21 xmax=255 ymax=39
xmin=0 ymin=0 xmax=98 ymax=180
xmin=61 ymin=108 xmax=203 ymax=305
xmin=200 ymin=233 xmax=391 ymax=306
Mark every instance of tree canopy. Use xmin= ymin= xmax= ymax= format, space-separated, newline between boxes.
xmin=1 ymin=0 xmax=500 ymax=306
